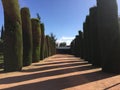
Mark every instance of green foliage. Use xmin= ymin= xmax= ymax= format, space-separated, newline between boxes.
xmin=97 ymin=0 xmax=120 ymax=73
xmin=119 ymin=17 xmax=120 ymax=30
xmin=89 ymin=6 xmax=101 ymax=67
xmin=0 ymin=39 xmax=3 ymax=53
xmin=59 ymin=42 xmax=66 ymax=47
xmin=0 ymin=52 xmax=4 ymax=69
xmin=83 ymin=16 xmax=91 ymax=62
xmin=2 ymin=0 xmax=23 ymax=72
xmin=44 ymin=36 xmax=48 ymax=58
xmin=31 ymin=18 xmax=41 ymax=62
xmin=49 ymin=33 xmax=56 ymax=55
xmin=45 ymin=35 xmax=56 ymax=57
xmin=21 ymin=7 xmax=32 ymax=66
xmin=36 ymin=13 xmax=41 ymax=21
xmin=1 ymin=26 xmax=4 ymax=40
xmin=78 ymin=31 xmax=83 ymax=58
xmin=49 ymin=33 xmax=57 ymax=42
xmin=46 ymin=35 xmax=51 ymax=56
xmin=40 ymin=23 xmax=45 ymax=60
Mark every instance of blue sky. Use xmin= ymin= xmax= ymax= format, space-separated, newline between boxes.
xmin=0 ymin=0 xmax=120 ymax=45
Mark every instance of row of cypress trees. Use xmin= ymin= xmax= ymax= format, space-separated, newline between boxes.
xmin=1 ymin=0 xmax=56 ymax=72
xmin=71 ymin=0 xmax=120 ymax=73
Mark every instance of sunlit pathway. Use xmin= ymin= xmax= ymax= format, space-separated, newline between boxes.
xmin=0 ymin=54 xmax=120 ymax=90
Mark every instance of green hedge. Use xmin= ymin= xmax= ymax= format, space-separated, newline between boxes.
xmin=21 ymin=7 xmax=32 ymax=66
xmin=97 ymin=0 xmax=120 ymax=73
xmin=40 ymin=23 xmax=45 ymax=60
xmin=31 ymin=18 xmax=41 ymax=62
xmin=2 ymin=0 xmax=23 ymax=72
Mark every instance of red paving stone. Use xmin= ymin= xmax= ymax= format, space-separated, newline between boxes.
xmin=0 ymin=54 xmax=120 ymax=90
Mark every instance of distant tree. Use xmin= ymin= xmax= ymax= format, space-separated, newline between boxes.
xmin=49 ymin=33 xmax=57 ymax=42
xmin=59 ymin=42 xmax=66 ymax=47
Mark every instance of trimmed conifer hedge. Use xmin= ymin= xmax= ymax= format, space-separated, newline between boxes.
xmin=40 ymin=23 xmax=45 ymax=60
xmin=2 ymin=0 xmax=23 ymax=71
xmin=97 ymin=0 xmax=120 ymax=73
xmin=21 ymin=7 xmax=32 ymax=66
xmin=31 ymin=18 xmax=41 ymax=62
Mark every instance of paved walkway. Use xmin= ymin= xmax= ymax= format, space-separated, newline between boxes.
xmin=0 ymin=54 xmax=120 ymax=90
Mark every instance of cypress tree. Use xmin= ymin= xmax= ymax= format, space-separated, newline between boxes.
xmin=49 ymin=33 xmax=56 ymax=55
xmin=21 ymin=7 xmax=32 ymax=66
xmin=70 ymin=39 xmax=75 ymax=55
xmin=40 ymin=23 xmax=45 ymax=60
xmin=118 ymin=17 xmax=120 ymax=30
xmin=46 ymin=35 xmax=50 ymax=56
xmin=78 ymin=31 xmax=83 ymax=58
xmin=44 ymin=36 xmax=48 ymax=58
xmin=86 ymin=15 xmax=92 ymax=63
xmin=52 ymin=39 xmax=56 ymax=55
xmin=97 ymin=0 xmax=120 ymax=73
xmin=83 ymin=16 xmax=91 ymax=62
xmin=31 ymin=18 xmax=41 ymax=62
xmin=83 ymin=22 xmax=87 ymax=60
xmin=89 ymin=6 xmax=101 ymax=67
xmin=74 ymin=35 xmax=80 ymax=57
xmin=81 ymin=33 xmax=84 ymax=59
xmin=2 ymin=0 xmax=23 ymax=72
xmin=1 ymin=26 xmax=4 ymax=40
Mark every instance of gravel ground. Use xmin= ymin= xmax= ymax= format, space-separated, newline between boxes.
xmin=0 ymin=54 xmax=120 ymax=90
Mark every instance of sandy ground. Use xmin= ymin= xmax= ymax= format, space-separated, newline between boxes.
xmin=0 ymin=54 xmax=120 ymax=90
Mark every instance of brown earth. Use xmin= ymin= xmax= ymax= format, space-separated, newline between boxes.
xmin=0 ymin=54 xmax=120 ymax=90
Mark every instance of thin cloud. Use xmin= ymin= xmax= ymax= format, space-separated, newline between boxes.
xmin=57 ymin=36 xmax=75 ymax=45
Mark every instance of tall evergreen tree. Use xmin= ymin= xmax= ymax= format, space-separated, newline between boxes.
xmin=21 ymin=7 xmax=32 ymax=66
xmin=89 ymin=6 xmax=101 ymax=67
xmin=31 ymin=18 xmax=41 ymax=62
xmin=40 ymin=23 xmax=45 ymax=60
xmin=2 ymin=0 xmax=23 ymax=72
xmin=97 ymin=0 xmax=120 ymax=73
xmin=1 ymin=26 xmax=4 ymax=40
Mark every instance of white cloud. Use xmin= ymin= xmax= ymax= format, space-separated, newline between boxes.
xmin=56 ymin=36 xmax=75 ymax=46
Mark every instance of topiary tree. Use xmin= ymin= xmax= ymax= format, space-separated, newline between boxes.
xmin=46 ymin=35 xmax=51 ymax=56
xmin=44 ymin=36 xmax=48 ymax=58
xmin=78 ymin=31 xmax=83 ymax=58
xmin=97 ymin=0 xmax=120 ymax=73
xmin=2 ymin=0 xmax=23 ymax=72
xmin=49 ymin=33 xmax=57 ymax=55
xmin=70 ymin=39 xmax=75 ymax=55
xmin=89 ymin=6 xmax=102 ymax=67
xmin=83 ymin=16 xmax=91 ymax=62
xmin=21 ymin=7 xmax=32 ymax=66
xmin=74 ymin=35 xmax=79 ymax=57
xmin=31 ymin=18 xmax=41 ymax=62
xmin=40 ymin=23 xmax=45 ymax=60
xmin=1 ymin=25 xmax=4 ymax=40
xmin=118 ymin=17 xmax=120 ymax=30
